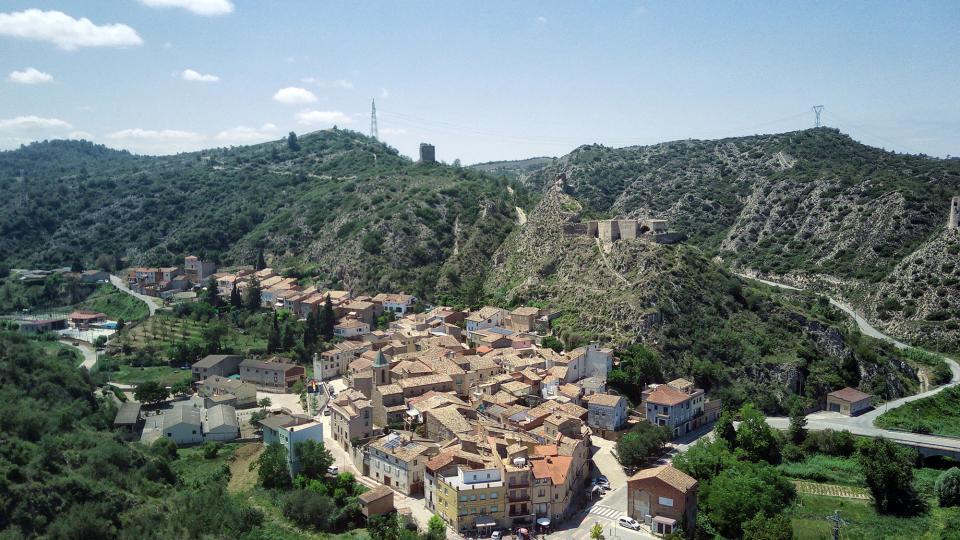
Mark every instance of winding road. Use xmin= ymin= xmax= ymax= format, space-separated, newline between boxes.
xmin=109 ymin=274 xmax=162 ymax=315
xmin=61 ymin=339 xmax=98 ymax=370
xmin=739 ymin=273 xmax=960 ymax=458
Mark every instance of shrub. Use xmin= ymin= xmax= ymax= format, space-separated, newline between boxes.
xmin=936 ymin=467 xmax=960 ymax=507
xmin=802 ymin=429 xmax=856 ymax=457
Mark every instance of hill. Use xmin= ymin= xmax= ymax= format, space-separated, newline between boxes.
xmin=515 ymin=128 xmax=960 ymax=350
xmin=0 ymin=131 xmax=531 ymax=304
xmin=469 ymin=156 xmax=556 ymax=179
xmin=486 ymin=184 xmax=920 ymax=412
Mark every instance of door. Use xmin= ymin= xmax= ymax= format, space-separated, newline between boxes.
xmin=383 ymin=475 xmax=391 ymax=487
xmin=633 ymin=490 xmax=650 ymax=519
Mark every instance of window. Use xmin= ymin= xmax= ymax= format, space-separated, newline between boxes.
xmin=469 ymin=495 xmax=477 ymax=501
xmin=480 ymin=494 xmax=486 ymax=500
xmin=490 ymin=506 xmax=498 ymax=513
xmin=459 ymin=496 xmax=467 ymax=502
xmin=658 ymin=496 xmax=674 ymax=507
xmin=490 ymin=493 xmax=498 ymax=499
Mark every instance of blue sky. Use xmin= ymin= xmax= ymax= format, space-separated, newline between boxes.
xmin=1 ymin=1 xmax=958 ymax=162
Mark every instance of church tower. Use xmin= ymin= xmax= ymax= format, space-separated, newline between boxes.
xmin=372 ymin=349 xmax=390 ymax=387
xmin=949 ymin=196 xmax=960 ymax=230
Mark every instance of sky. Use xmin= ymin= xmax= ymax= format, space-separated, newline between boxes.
xmin=1 ymin=1 xmax=958 ymax=163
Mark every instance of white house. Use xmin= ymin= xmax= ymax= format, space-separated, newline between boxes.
xmin=260 ymin=414 xmax=324 ymax=476
xmin=465 ymin=306 xmax=506 ymax=341
xmin=373 ymin=293 xmax=418 ymax=315
xmin=584 ymin=393 xmax=629 ymax=432
xmin=161 ymin=407 xmax=203 ymax=446
xmin=334 ymin=319 xmax=371 ymax=339
xmin=202 ymin=404 xmax=240 ymax=441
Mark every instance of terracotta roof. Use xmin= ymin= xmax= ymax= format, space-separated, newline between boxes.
xmin=511 ymin=306 xmax=539 ymax=316
xmin=645 ymin=384 xmax=691 ymax=406
xmin=585 ymin=393 xmax=625 ymax=408
xmin=828 ymin=387 xmax=872 ymax=403
xmin=531 ymin=454 xmax=573 ymax=485
xmin=628 ymin=465 xmax=698 ymax=493
xmin=358 ymin=484 xmax=394 ymax=504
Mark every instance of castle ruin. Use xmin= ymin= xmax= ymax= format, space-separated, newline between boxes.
xmin=949 ymin=196 xmax=960 ymax=230
xmin=564 ymin=217 xmax=683 ymax=244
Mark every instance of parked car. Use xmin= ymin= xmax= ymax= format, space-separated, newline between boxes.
xmin=327 ymin=465 xmax=339 ymax=475
xmin=595 ymin=475 xmax=609 ymax=487
xmin=618 ymin=516 xmax=642 ymax=530
xmin=323 ymin=407 xmax=331 ymax=416
xmin=491 ymin=531 xmax=502 ymax=540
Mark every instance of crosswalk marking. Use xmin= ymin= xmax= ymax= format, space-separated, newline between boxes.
xmin=588 ymin=504 xmax=621 ymax=520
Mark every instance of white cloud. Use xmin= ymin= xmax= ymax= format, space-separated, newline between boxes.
xmin=0 ymin=9 xmax=143 ymax=51
xmin=380 ymin=127 xmax=407 ymax=136
xmin=106 ymin=128 xmax=202 ymax=141
xmin=105 ymin=128 xmax=204 ymax=154
xmin=273 ymin=87 xmax=317 ymax=104
xmin=537 ymin=16 xmax=547 ymax=24
xmin=380 ymin=88 xmax=390 ymax=99
xmin=0 ymin=115 xmax=73 ymax=132
xmin=301 ymin=76 xmax=318 ymax=84
xmin=214 ymin=124 xmax=279 ymax=143
xmin=67 ymin=130 xmax=94 ymax=140
xmin=180 ymin=68 xmax=219 ymax=82
xmin=8 ymin=67 xmax=53 ymax=84
xmin=162 ymin=41 xmax=173 ymax=49
xmin=295 ymin=110 xmax=353 ymax=127
xmin=332 ymin=79 xmax=354 ymax=89
xmin=138 ymin=0 xmax=234 ymax=16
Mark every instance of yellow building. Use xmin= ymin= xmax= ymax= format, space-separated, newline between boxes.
xmin=434 ymin=461 xmax=507 ymax=536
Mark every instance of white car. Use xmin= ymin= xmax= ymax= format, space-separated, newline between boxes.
xmin=491 ymin=531 xmax=502 ymax=540
xmin=327 ymin=465 xmax=339 ymax=475
xmin=618 ymin=516 xmax=642 ymax=530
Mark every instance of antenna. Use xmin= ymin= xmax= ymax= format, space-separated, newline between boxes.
xmin=825 ymin=510 xmax=849 ymax=540
xmin=812 ymin=105 xmax=824 ymax=128
xmin=370 ymin=99 xmax=379 ymax=140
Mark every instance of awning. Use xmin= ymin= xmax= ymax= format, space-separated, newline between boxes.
xmin=652 ymin=516 xmax=676 ymax=525
xmin=475 ymin=516 xmax=496 ymax=527
xmin=536 ymin=517 xmax=551 ymax=527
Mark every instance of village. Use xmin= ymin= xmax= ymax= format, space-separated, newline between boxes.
xmin=62 ymin=255 xmax=726 ymax=540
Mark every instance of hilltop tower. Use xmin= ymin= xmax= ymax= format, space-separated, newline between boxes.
xmin=372 ymin=349 xmax=390 ymax=386
xmin=419 ymin=143 xmax=436 ymax=163
xmin=370 ymin=99 xmax=379 ymax=140
xmin=949 ymin=196 xmax=960 ymax=230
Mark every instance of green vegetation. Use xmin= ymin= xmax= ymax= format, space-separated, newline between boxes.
xmin=901 ymin=347 xmax=953 ymax=386
xmin=876 ymin=385 xmax=960 ymax=436
xmin=614 ymin=422 xmax=671 ymax=468
xmin=0 ymin=131 xmax=531 ymax=305
xmin=80 ymin=283 xmax=149 ymax=321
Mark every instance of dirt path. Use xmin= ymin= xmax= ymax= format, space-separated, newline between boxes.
xmin=227 ymin=442 xmax=264 ymax=493
xmin=515 ymin=206 xmax=527 ymax=225
xmin=595 ymin=238 xmax=631 ymax=285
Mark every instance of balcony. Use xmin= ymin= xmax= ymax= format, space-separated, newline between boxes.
xmin=507 ymin=491 xmax=530 ymax=502
xmin=508 ymin=507 xmax=533 ymax=518
xmin=508 ymin=479 xmax=530 ymax=488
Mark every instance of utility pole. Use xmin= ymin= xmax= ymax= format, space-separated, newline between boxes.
xmin=812 ymin=105 xmax=824 ymax=128
xmin=370 ymin=98 xmax=379 ymax=140
xmin=826 ymin=509 xmax=849 ymax=540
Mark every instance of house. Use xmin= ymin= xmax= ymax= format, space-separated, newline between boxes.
xmin=314 ymin=341 xmax=369 ymax=380
xmin=580 ymin=376 xmax=606 ymax=397
xmin=367 ymin=431 xmax=439 ymax=495
xmin=198 ymin=375 xmax=257 ymax=408
xmin=826 ymin=387 xmax=873 ymax=416
xmin=160 ymin=406 xmax=203 ymax=446
xmin=434 ymin=458 xmax=506 ymax=535
xmin=359 ymin=484 xmax=395 ymax=519
xmin=113 ymin=401 xmax=143 ymax=438
xmin=80 ymin=269 xmax=110 ymax=283
xmin=466 ymin=307 xmax=506 ymax=341
xmin=584 ymin=393 xmax=629 ymax=432
xmin=202 ymin=405 xmax=240 ymax=441
xmin=329 ymin=388 xmax=374 ymax=451
xmin=260 ymin=413 xmax=324 ymax=476
xmin=16 ymin=318 xmax=67 ymax=334
xmin=627 ymin=465 xmax=698 ymax=537
xmin=339 ymin=300 xmax=377 ymax=326
xmin=372 ymin=293 xmax=417 ymax=315
xmin=508 ymin=306 xmax=540 ymax=333
xmin=642 ymin=379 xmax=719 ymax=438
xmin=69 ymin=310 xmax=107 ymax=327
xmin=240 ymin=357 xmax=306 ymax=393
xmin=334 ymin=319 xmax=371 ymax=339
xmin=192 ymin=354 xmax=244 ymax=381
xmin=184 ymin=255 xmax=217 ymax=282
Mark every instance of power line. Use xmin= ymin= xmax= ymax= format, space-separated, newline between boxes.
xmin=825 ymin=509 xmax=850 ymax=540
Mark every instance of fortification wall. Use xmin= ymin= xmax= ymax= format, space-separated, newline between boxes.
xmin=950 ymin=196 xmax=960 ymax=230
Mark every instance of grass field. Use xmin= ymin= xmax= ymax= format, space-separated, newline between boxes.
xmin=77 ymin=283 xmax=149 ymax=321
xmin=792 ymin=494 xmax=960 ymax=540
xmin=778 ymin=454 xmax=865 ymax=486
xmin=107 ymin=364 xmax=192 ymax=386
xmin=875 ymin=385 xmax=960 ymax=437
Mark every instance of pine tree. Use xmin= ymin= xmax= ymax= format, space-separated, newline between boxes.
xmin=267 ymin=311 xmax=281 ymax=353
xmin=287 ymin=131 xmax=301 ymax=151
xmin=204 ymin=276 xmax=221 ymax=306
xmin=281 ymin=322 xmax=296 ymax=350
xmin=229 ymin=285 xmax=242 ymax=309
xmin=255 ymin=249 xmax=266 ymax=271
xmin=319 ymin=294 xmax=335 ymax=341
xmin=244 ymin=276 xmax=262 ymax=311
xmin=303 ymin=311 xmax=317 ymax=349
xmin=788 ymin=404 xmax=808 ymax=445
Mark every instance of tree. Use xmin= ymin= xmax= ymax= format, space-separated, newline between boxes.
xmin=134 ymin=381 xmax=170 ymax=404
xmin=700 ymin=462 xmax=796 ymax=538
xmin=735 ymin=404 xmax=781 ymax=463
xmin=202 ymin=441 xmax=222 ymax=459
xmin=287 ymin=131 xmax=301 ymax=151
xmin=244 ymin=276 xmax=262 ymax=312
xmin=258 ymin=397 xmax=272 ymax=409
xmin=615 ymin=422 xmax=672 ymax=468
xmin=281 ymin=489 xmax=334 ymax=529
xmin=250 ymin=442 xmax=292 ymax=490
xmin=742 ymin=511 xmax=794 ymax=540
xmin=935 ymin=467 xmax=960 ymax=507
xmin=204 ymin=276 xmax=221 ymax=306
xmin=249 ymin=409 xmax=267 ymax=427
xmin=589 ymin=522 xmax=605 ymax=540
xmin=425 ymin=514 xmax=446 ymax=540
xmin=116 ymin=318 xmax=125 ymax=331
xmin=294 ymin=439 xmax=333 ymax=480
xmin=857 ymin=437 xmax=919 ymax=514
xmin=255 ymin=249 xmax=267 ymax=271
xmin=787 ymin=403 xmax=807 ymax=445
xmin=170 ymin=380 xmax=192 ymax=396
xmin=202 ymin=321 xmax=227 ymax=354
xmin=95 ymin=253 xmax=114 ymax=271
xmin=319 ymin=295 xmax=335 ymax=340
xmin=541 ymin=335 xmax=564 ymax=353
xmin=229 ymin=285 xmax=242 ymax=309
xmin=267 ymin=311 xmax=281 ymax=353
xmin=70 ymin=258 xmax=84 ymax=273
xmin=672 ymin=439 xmax=737 ymax=484
xmin=304 ymin=311 xmax=318 ymax=349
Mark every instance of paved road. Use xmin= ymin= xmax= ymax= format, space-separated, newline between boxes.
xmin=740 ymin=273 xmax=960 ymax=454
xmin=109 ymin=274 xmax=162 ymax=315
xmin=62 ymin=339 xmax=98 ymax=370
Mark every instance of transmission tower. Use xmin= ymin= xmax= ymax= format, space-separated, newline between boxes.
xmin=370 ymin=98 xmax=379 ymax=140
xmin=812 ymin=105 xmax=824 ymax=128
xmin=825 ymin=510 xmax=849 ymax=540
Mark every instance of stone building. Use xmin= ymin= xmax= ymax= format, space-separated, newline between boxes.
xmin=419 ymin=143 xmax=436 ymax=163
xmin=949 ymin=196 xmax=960 ymax=229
